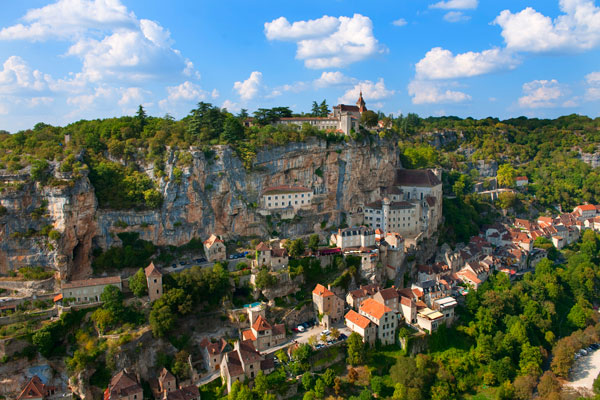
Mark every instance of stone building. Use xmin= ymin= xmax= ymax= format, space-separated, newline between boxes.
xmin=329 ymin=226 xmax=375 ymax=249
xmin=16 ymin=376 xmax=59 ymax=400
xmin=61 ymin=276 xmax=122 ymax=304
xmin=241 ymin=314 xmax=286 ymax=352
xmin=204 ymin=234 xmax=226 ymax=262
xmin=260 ymin=186 xmax=313 ymax=212
xmin=144 ymin=262 xmax=163 ymax=302
xmin=274 ymin=92 xmax=366 ymax=135
xmin=220 ymin=340 xmax=275 ymax=393
xmin=312 ymin=283 xmax=344 ymax=328
xmin=359 ymin=298 xmax=397 ymax=346
xmin=104 ymin=370 xmax=143 ymax=400
xmin=344 ymin=309 xmax=376 ymax=346
xmin=200 ymin=338 xmax=229 ymax=371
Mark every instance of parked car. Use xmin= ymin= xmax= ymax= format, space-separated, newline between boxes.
xmin=195 ymin=258 xmax=207 ymax=263
xmin=301 ymin=322 xmax=309 ymax=330
xmin=297 ymin=325 xmax=305 ymax=332
xmin=315 ymin=344 xmax=324 ymax=349
xmin=179 ymin=261 xmax=186 ymax=266
xmin=339 ymin=333 xmax=348 ymax=341
xmin=322 ymin=329 xmax=331 ymax=336
xmin=171 ymin=264 xmax=177 ymax=268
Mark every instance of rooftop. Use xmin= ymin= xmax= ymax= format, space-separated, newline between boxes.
xmin=345 ymin=309 xmax=371 ymax=329
xmin=360 ymin=298 xmax=392 ymax=320
xmin=394 ymin=169 xmax=441 ymax=187
xmin=63 ymin=275 xmax=121 ymax=290
xmin=263 ymin=185 xmax=311 ymax=195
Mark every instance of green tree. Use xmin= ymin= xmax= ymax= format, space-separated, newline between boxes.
xmin=593 ymin=371 xmax=600 ymax=394
xmin=150 ymin=304 xmax=175 ymax=337
xmin=361 ymin=110 xmax=379 ymax=128
xmin=288 ymin=238 xmax=306 ymax=258
xmin=347 ymin=332 xmax=366 ymax=365
xmin=91 ymin=308 xmax=115 ymax=334
xmin=319 ymin=100 xmax=329 ymax=117
xmin=32 ymin=330 xmax=53 ymax=357
xmin=302 ymin=372 xmax=313 ymax=391
xmin=314 ymin=378 xmax=325 ymax=398
xmin=308 ymin=234 xmax=320 ymax=252
xmin=402 ymin=145 xmax=438 ymax=169
xmin=222 ymin=115 xmax=244 ymax=143
xmin=30 ymin=159 xmax=49 ymax=182
xmin=100 ymin=285 xmax=124 ymax=315
xmin=172 ymin=350 xmax=191 ymax=379
xmin=371 ymin=376 xmax=383 ymax=397
xmin=311 ymin=101 xmax=320 ymax=117
xmin=323 ymin=368 xmax=335 ymax=386
xmin=129 ymin=267 xmax=148 ymax=297
xmin=497 ymin=164 xmax=516 ymax=188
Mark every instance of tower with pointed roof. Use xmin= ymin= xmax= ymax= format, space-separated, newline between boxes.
xmin=356 ymin=91 xmax=367 ymax=113
xmin=145 ymin=262 xmax=163 ymax=302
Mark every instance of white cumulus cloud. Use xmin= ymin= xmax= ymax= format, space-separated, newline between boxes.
xmin=585 ymin=71 xmax=600 ymax=100
xmin=392 ymin=18 xmax=408 ymax=27
xmin=314 ymin=71 xmax=353 ymax=88
xmin=494 ymin=0 xmax=600 ymax=52
xmin=430 ymin=0 xmax=478 ymax=10
xmin=338 ymin=78 xmax=394 ymax=104
xmin=518 ymin=79 xmax=564 ymax=108
xmin=408 ymin=80 xmax=471 ymax=104
xmin=0 ymin=56 xmax=51 ymax=94
xmin=265 ymin=14 xmax=382 ymax=69
xmin=234 ymin=71 xmax=263 ymax=101
xmin=416 ymin=47 xmax=518 ymax=80
xmin=444 ymin=11 xmax=470 ymax=23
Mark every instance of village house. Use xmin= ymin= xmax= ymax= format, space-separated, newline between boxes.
xmin=456 ymin=269 xmax=482 ymax=289
xmin=150 ymin=367 xmax=200 ymax=400
xmin=220 ymin=340 xmax=275 ymax=393
xmin=416 ymin=307 xmax=445 ymax=333
xmin=433 ymin=296 xmax=458 ymax=326
xmin=574 ymin=204 xmax=599 ymax=220
xmin=373 ymin=287 xmax=400 ymax=313
xmin=260 ymin=185 xmax=313 ymax=213
xmin=252 ymin=242 xmax=289 ymax=271
xmin=104 ymin=370 xmax=143 ymax=400
xmin=312 ymin=284 xmax=344 ymax=328
xmin=399 ymin=295 xmax=417 ymax=326
xmin=16 ymin=376 xmax=60 ymax=400
xmin=344 ymin=309 xmax=377 ymax=346
xmin=515 ymin=176 xmax=529 ymax=187
xmin=241 ymin=315 xmax=286 ymax=352
xmin=359 ymin=298 xmax=397 ymax=346
xmin=329 ymin=226 xmax=375 ymax=249
xmin=61 ymin=276 xmax=122 ymax=304
xmin=204 ymin=234 xmax=226 ymax=262
xmin=145 ymin=262 xmax=163 ymax=302
xmin=200 ymin=338 xmax=229 ymax=372
xmin=346 ymin=284 xmax=380 ymax=310
xmin=411 ymin=280 xmax=449 ymax=308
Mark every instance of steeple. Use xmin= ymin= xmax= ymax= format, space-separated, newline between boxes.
xmin=356 ymin=91 xmax=366 ymax=113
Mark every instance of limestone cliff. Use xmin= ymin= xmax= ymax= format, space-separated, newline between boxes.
xmin=0 ymin=137 xmax=400 ymax=278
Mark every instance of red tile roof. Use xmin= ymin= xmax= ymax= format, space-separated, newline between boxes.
xmin=62 ymin=276 xmax=121 ymax=290
xmin=359 ymin=298 xmax=391 ymax=320
xmin=144 ymin=262 xmax=162 ymax=277
xmin=576 ymin=204 xmax=597 ymax=211
xmin=17 ymin=376 xmax=55 ymax=400
xmin=345 ymin=310 xmax=371 ymax=329
xmin=252 ymin=315 xmax=272 ymax=332
xmin=204 ymin=234 xmax=223 ymax=246
xmin=313 ymin=284 xmax=334 ymax=297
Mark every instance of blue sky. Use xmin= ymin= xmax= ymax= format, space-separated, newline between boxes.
xmin=0 ymin=0 xmax=599 ymax=132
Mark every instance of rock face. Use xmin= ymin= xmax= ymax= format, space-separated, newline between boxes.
xmin=0 ymin=138 xmax=400 ymax=278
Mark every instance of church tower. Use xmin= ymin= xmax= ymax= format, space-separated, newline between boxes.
xmin=356 ymin=91 xmax=367 ymax=113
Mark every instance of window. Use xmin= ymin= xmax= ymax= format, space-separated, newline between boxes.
xmin=268 ymin=196 xmax=271 ymax=200
xmin=154 ymin=279 xmax=157 ymax=283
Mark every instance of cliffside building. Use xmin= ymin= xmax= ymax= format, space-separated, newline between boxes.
xmin=104 ymin=370 xmax=143 ymax=400
xmin=363 ymin=169 xmax=443 ymax=239
xmin=62 ymin=276 xmax=122 ymax=304
xmin=220 ymin=340 xmax=275 ymax=393
xmin=312 ymin=283 xmax=344 ymax=328
xmin=260 ymin=186 xmax=313 ymax=216
xmin=16 ymin=376 xmax=59 ymax=400
xmin=274 ymin=92 xmax=366 ymax=135
xmin=204 ymin=234 xmax=226 ymax=262
xmin=145 ymin=262 xmax=163 ymax=302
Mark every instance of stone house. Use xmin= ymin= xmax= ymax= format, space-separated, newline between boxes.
xmin=345 ymin=284 xmax=381 ymax=310
xmin=61 ymin=276 xmax=122 ymax=304
xmin=359 ymin=298 xmax=397 ymax=346
xmin=260 ymin=186 xmax=313 ymax=211
xmin=312 ymin=284 xmax=344 ymax=328
xmin=373 ymin=287 xmax=399 ymax=313
xmin=220 ymin=340 xmax=275 ymax=393
xmin=329 ymin=227 xmax=375 ymax=250
xmin=204 ymin=234 xmax=226 ymax=262
xmin=241 ymin=315 xmax=286 ymax=352
xmin=200 ymin=338 xmax=229 ymax=372
xmin=252 ymin=242 xmax=289 ymax=271
xmin=145 ymin=262 xmax=163 ymax=302
xmin=344 ymin=309 xmax=376 ymax=346
xmin=104 ymin=370 xmax=143 ymax=400
xmin=16 ymin=376 xmax=59 ymax=400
